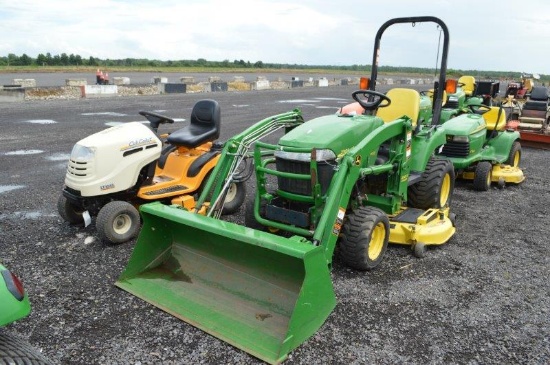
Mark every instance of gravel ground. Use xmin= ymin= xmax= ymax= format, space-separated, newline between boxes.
xmin=0 ymin=88 xmax=549 ymax=364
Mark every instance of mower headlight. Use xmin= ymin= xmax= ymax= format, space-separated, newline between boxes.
xmin=70 ymin=144 xmax=95 ymax=162
xmin=274 ymin=149 xmax=336 ymax=162
xmin=451 ymin=135 xmax=469 ymax=143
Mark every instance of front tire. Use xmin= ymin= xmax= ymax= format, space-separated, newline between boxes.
xmin=57 ymin=194 xmax=84 ymax=224
xmin=408 ymin=159 xmax=455 ymax=209
xmin=0 ymin=330 xmax=53 ymax=365
xmin=96 ymin=201 xmax=140 ymax=244
xmin=473 ymin=161 xmax=492 ymax=191
xmin=339 ymin=206 xmax=390 ymax=271
xmin=506 ymin=141 xmax=521 ymax=167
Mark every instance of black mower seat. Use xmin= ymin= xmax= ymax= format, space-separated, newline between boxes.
xmin=523 ymin=86 xmax=549 ymax=111
xmin=167 ymin=99 xmax=221 ymax=148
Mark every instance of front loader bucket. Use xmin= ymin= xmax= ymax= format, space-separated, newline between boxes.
xmin=116 ymin=202 xmax=336 ymax=364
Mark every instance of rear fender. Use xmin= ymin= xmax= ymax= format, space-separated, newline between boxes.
xmin=409 ymin=126 xmax=448 ymax=172
xmin=486 ymin=130 xmax=520 ymax=162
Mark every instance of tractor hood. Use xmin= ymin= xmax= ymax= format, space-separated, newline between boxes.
xmin=442 ymin=113 xmax=485 ymax=136
xmin=278 ymin=114 xmax=384 ymax=155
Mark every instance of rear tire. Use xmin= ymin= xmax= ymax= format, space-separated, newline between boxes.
xmin=0 ymin=330 xmax=53 ymax=365
xmin=96 ymin=201 xmax=140 ymax=244
xmin=220 ymin=181 xmax=246 ymax=215
xmin=408 ymin=159 xmax=455 ymax=209
xmin=506 ymin=141 xmax=521 ymax=167
xmin=473 ymin=161 xmax=492 ymax=191
xmin=339 ymin=206 xmax=389 ymax=271
xmin=57 ymin=194 xmax=84 ymax=224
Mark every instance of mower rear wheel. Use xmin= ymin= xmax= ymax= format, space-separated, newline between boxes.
xmin=408 ymin=159 xmax=455 ymax=209
xmin=473 ymin=161 xmax=492 ymax=191
xmin=339 ymin=206 xmax=389 ymax=271
xmin=57 ymin=194 xmax=84 ymax=224
xmin=220 ymin=181 xmax=246 ymax=215
xmin=96 ymin=201 xmax=140 ymax=244
xmin=506 ymin=141 xmax=521 ymax=167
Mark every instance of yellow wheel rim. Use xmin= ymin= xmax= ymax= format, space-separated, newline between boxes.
xmin=439 ymin=173 xmax=451 ymax=207
xmin=368 ymin=222 xmax=386 ymax=260
xmin=486 ymin=169 xmax=492 ymax=186
xmin=512 ymin=151 xmax=520 ymax=167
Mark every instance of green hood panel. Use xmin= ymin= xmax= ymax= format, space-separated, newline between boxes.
xmin=278 ymin=115 xmax=384 ymax=154
xmin=443 ymin=113 xmax=485 ymax=136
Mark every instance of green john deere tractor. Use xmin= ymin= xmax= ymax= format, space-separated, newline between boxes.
xmin=1 ymin=263 xmax=52 ymax=364
xmin=116 ymin=16 xmax=456 ymax=364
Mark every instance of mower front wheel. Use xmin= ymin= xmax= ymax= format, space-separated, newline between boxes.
xmin=96 ymin=201 xmax=141 ymax=244
xmin=473 ymin=161 xmax=492 ymax=191
xmin=506 ymin=141 xmax=521 ymax=167
xmin=413 ymin=242 xmax=427 ymax=258
xmin=57 ymin=194 xmax=84 ymax=224
xmin=339 ymin=206 xmax=390 ymax=271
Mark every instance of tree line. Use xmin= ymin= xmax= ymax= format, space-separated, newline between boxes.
xmin=0 ymin=52 xmax=546 ymax=82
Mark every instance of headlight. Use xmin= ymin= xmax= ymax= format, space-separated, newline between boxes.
xmin=70 ymin=144 xmax=95 ymax=162
xmin=275 ymin=148 xmax=336 ymax=162
xmin=451 ymin=135 xmax=469 ymax=143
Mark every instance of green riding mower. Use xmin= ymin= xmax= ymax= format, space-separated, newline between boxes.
xmin=115 ymin=16 xmax=457 ymax=364
xmin=437 ymin=100 xmax=525 ymax=191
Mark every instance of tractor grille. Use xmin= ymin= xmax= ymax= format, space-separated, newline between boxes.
xmin=275 ymin=158 xmax=335 ymax=196
xmin=440 ymin=141 xmax=470 ymax=158
xmin=67 ymin=159 xmax=92 ymax=178
xmin=445 ymin=99 xmax=459 ymax=109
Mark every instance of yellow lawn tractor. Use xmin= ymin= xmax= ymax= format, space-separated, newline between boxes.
xmin=58 ymin=100 xmax=246 ymax=244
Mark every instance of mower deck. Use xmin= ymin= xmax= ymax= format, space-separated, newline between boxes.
xmin=389 ymin=207 xmax=455 ymax=246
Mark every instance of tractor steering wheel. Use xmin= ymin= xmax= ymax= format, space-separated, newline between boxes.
xmin=351 ymin=90 xmax=391 ymax=111
xmin=469 ymin=104 xmax=491 ymax=115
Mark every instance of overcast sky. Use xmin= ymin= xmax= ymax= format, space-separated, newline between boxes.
xmin=1 ymin=0 xmax=549 ymax=75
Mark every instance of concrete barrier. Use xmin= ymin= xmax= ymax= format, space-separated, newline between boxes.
xmin=66 ymin=79 xmax=87 ymax=86
xmin=210 ymin=82 xmax=228 ymax=92
xmin=161 ymin=83 xmax=186 ymax=94
xmin=13 ymin=79 xmax=36 ymax=87
xmin=152 ymin=77 xmax=167 ymax=84
xmin=252 ymin=77 xmax=270 ymax=91
xmin=82 ymin=85 xmax=118 ymax=97
xmin=113 ymin=77 xmax=130 ymax=85
xmin=314 ymin=78 xmax=329 ymax=87
xmin=0 ymin=88 xmax=25 ymax=102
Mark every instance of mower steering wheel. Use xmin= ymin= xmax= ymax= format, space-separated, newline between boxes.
xmin=139 ymin=111 xmax=175 ymax=124
xmin=469 ymin=104 xmax=492 ymax=115
xmin=351 ymin=90 xmax=391 ymax=111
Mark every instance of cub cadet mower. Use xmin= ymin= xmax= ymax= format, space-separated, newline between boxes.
xmin=58 ymin=99 xmax=246 ymax=244
xmin=1 ymin=263 xmax=52 ymax=364
xmin=115 ymin=17 xmax=456 ymax=364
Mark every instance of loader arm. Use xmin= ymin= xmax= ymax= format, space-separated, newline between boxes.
xmin=195 ymin=109 xmax=304 ymax=216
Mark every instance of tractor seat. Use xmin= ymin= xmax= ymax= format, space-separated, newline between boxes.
xmin=376 ymin=88 xmax=420 ymax=127
xmin=167 ymin=99 xmax=221 ymax=148
xmin=483 ymin=106 xmax=506 ymax=131
xmin=458 ymin=75 xmax=476 ymax=96
xmin=523 ymin=86 xmax=549 ymax=111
